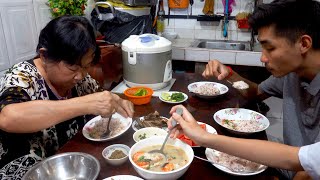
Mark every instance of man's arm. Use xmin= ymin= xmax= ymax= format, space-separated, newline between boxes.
xmin=201 ymin=133 xmax=303 ymax=171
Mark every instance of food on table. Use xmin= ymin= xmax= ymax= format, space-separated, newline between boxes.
xmin=161 ymin=92 xmax=185 ymax=102
xmin=136 ymin=111 xmax=168 ymax=129
xmin=213 ymin=150 xmax=263 ymax=172
xmin=194 ymin=83 xmax=220 ymax=96
xmin=221 ymin=119 xmax=266 ymax=132
xmin=178 ymin=124 xmax=206 ymax=146
xmin=138 ymin=133 xmax=147 ymax=140
xmin=132 ymin=144 xmax=188 ymax=172
xmin=232 ymin=81 xmax=249 ymax=90
xmin=87 ymin=117 xmax=125 ymax=139
xmin=109 ymin=150 xmax=127 ymax=159
xmin=134 ymin=88 xmax=148 ymax=96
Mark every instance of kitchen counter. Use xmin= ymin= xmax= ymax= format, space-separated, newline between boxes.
xmin=171 ymin=38 xmax=264 ymax=67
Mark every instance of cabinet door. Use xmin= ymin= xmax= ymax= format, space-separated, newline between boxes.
xmin=1 ymin=2 xmax=37 ymax=66
xmin=33 ymin=0 xmax=52 ymax=37
xmin=0 ymin=13 xmax=10 ymax=72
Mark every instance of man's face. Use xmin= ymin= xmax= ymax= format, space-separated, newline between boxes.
xmin=258 ymin=26 xmax=303 ymax=77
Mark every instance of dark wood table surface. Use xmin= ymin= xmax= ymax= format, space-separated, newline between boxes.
xmin=58 ymin=73 xmax=282 ymax=180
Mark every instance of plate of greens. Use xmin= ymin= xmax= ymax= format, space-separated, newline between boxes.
xmin=159 ymin=91 xmax=188 ymax=104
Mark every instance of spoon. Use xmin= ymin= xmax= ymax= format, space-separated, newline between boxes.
xmin=194 ymin=155 xmax=265 ymax=173
xmin=148 ymin=107 xmax=183 ymax=158
xmin=100 ymin=114 xmax=113 ymax=139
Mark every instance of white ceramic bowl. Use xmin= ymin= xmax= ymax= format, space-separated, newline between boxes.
xmin=102 ymin=144 xmax=130 ymax=166
xmin=133 ymin=127 xmax=168 ymax=143
xmin=129 ymin=136 xmax=194 ymax=180
xmin=213 ymin=108 xmax=270 ymax=135
xmin=162 ymin=32 xmax=178 ymax=41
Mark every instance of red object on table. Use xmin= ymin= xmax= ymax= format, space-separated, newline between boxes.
xmin=178 ymin=123 xmax=206 ymax=146
xmin=237 ymin=19 xmax=250 ymax=29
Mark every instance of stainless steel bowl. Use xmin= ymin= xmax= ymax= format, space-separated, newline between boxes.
xmin=22 ymin=152 xmax=100 ymax=180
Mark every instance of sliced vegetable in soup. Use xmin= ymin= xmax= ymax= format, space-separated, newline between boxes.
xmin=132 ymin=145 xmax=188 ymax=172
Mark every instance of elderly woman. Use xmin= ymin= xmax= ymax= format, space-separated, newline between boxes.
xmin=0 ymin=16 xmax=134 ymax=178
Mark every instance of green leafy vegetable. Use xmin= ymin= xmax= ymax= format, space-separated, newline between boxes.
xmin=170 ymin=93 xmax=185 ymax=102
xmin=134 ymin=88 xmax=147 ymax=96
xmin=161 ymin=92 xmax=185 ymax=102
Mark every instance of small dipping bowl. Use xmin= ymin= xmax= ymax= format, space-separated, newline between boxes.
xmin=102 ymin=144 xmax=130 ymax=166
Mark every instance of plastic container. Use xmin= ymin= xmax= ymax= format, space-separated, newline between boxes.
xmin=237 ymin=19 xmax=250 ymax=29
xmin=124 ymin=86 xmax=153 ymax=105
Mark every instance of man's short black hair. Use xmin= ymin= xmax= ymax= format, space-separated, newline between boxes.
xmin=36 ymin=15 xmax=100 ymax=65
xmin=249 ymin=0 xmax=320 ymax=49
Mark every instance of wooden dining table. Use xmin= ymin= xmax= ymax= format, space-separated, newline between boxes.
xmin=58 ymin=73 xmax=282 ymax=180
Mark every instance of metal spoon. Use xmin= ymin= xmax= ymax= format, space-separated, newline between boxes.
xmin=100 ymin=114 xmax=113 ymax=139
xmin=194 ymin=155 xmax=265 ymax=173
xmin=148 ymin=107 xmax=183 ymax=158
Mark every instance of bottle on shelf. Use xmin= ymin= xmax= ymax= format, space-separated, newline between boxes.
xmin=156 ymin=10 xmax=165 ymax=36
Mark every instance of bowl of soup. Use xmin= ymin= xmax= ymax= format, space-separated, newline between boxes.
xmin=129 ymin=136 xmax=194 ymax=180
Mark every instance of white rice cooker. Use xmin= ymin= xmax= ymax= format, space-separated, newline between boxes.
xmin=122 ymin=34 xmax=172 ymax=90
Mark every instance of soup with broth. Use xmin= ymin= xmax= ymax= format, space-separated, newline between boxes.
xmin=132 ymin=144 xmax=188 ymax=172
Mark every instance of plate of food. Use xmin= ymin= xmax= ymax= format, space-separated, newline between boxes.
xmin=205 ymin=148 xmax=267 ymax=176
xmin=159 ymin=91 xmax=188 ymax=104
xmin=82 ymin=113 xmax=132 ymax=142
xmin=178 ymin=122 xmax=217 ymax=147
xmin=213 ymin=108 xmax=270 ymax=135
xmin=132 ymin=111 xmax=169 ymax=131
xmin=187 ymin=81 xmax=229 ymax=99
xmin=103 ymin=175 xmax=143 ymax=180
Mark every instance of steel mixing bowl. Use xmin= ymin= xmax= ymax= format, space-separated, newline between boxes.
xmin=22 ymin=152 xmax=100 ymax=180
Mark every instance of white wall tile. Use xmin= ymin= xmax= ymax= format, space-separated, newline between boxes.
xmin=228 ymin=20 xmax=237 ymax=31
xmin=236 ymin=52 xmax=262 ymax=66
xmin=174 ymin=19 xmax=196 ymax=29
xmin=171 ymin=8 xmax=189 ymax=16
xmin=185 ymin=49 xmax=209 ymax=62
xmin=210 ymin=51 xmax=236 ymax=65
xmin=195 ymin=21 xmax=219 ymax=30
xmin=237 ymin=31 xmax=251 ymax=41
xmin=195 ymin=29 xmax=216 ymax=40
xmin=172 ymin=48 xmax=185 ymax=60
xmin=164 ymin=18 xmax=175 ymax=29
xmin=228 ymin=30 xmax=238 ymax=41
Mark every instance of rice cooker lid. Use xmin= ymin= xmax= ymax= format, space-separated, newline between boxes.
xmin=121 ymin=34 xmax=172 ymax=53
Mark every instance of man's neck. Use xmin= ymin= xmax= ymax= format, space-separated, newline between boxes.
xmin=296 ymin=50 xmax=320 ymax=83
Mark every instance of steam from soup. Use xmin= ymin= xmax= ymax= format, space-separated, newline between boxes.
xmin=132 ymin=145 xmax=188 ymax=172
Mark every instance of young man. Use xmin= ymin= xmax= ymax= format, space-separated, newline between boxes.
xmin=171 ymin=0 xmax=320 ymax=179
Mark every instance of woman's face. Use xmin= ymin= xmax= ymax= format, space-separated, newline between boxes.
xmin=258 ymin=26 xmax=304 ymax=77
xmin=45 ymin=49 xmax=95 ymax=90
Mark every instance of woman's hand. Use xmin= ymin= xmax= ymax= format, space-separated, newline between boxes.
xmin=202 ymin=60 xmax=230 ymax=80
xmin=167 ymin=105 xmax=208 ymax=145
xmin=81 ymin=91 xmax=134 ymax=118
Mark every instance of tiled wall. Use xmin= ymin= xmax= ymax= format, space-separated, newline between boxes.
xmin=163 ymin=0 xmax=255 ymax=41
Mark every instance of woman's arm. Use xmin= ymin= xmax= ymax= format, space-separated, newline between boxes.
xmin=0 ymin=91 xmax=134 ymax=133
xmin=0 ymin=98 xmax=89 ymax=133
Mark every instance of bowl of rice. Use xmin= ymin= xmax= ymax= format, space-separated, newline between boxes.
xmin=213 ymin=108 xmax=270 ymax=135
xmin=82 ymin=113 xmax=132 ymax=141
xmin=187 ymin=81 xmax=229 ymax=99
